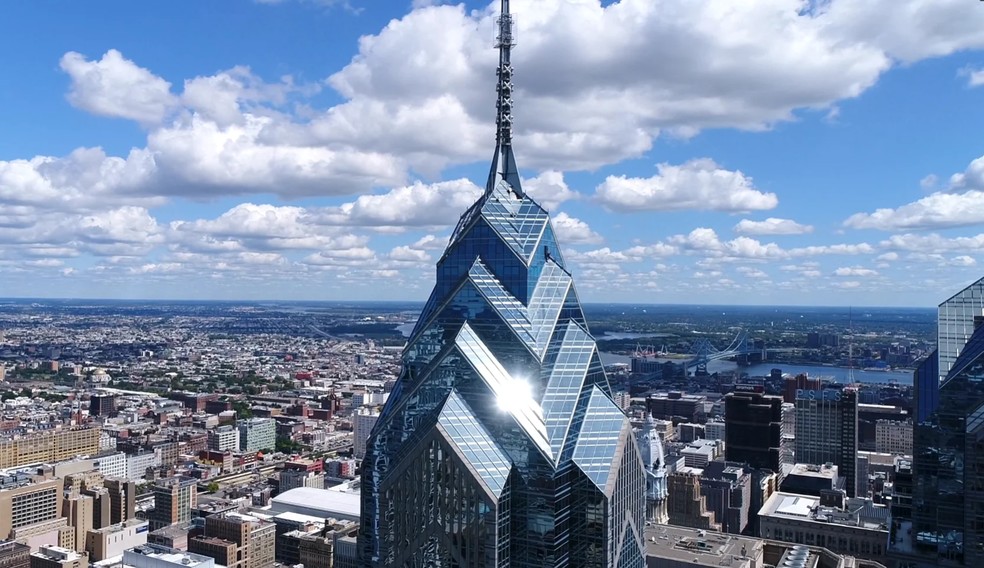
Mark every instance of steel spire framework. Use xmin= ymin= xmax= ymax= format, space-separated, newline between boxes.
xmin=358 ymin=1 xmax=646 ymax=566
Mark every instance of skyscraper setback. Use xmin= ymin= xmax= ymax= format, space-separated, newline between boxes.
xmin=358 ymin=1 xmax=646 ymax=565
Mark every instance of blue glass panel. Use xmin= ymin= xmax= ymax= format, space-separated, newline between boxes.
xmin=572 ymin=386 xmax=628 ymax=489
xmin=438 ymin=389 xmax=512 ymax=497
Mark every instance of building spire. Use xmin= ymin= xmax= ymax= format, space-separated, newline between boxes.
xmin=487 ymin=0 xmax=523 ymax=195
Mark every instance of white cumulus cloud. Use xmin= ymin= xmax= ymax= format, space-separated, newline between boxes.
xmin=734 ymin=217 xmax=814 ymax=235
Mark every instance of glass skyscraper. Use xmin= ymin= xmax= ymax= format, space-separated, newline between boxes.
xmin=358 ymin=2 xmax=646 ymax=566
xmin=891 ymin=278 xmax=984 ymax=567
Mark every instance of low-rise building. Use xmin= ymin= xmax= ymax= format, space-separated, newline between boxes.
xmin=29 ymin=547 xmax=86 ymax=568
xmin=85 ymin=519 xmax=148 ymax=562
xmin=122 ymin=544 xmax=213 ymax=568
xmin=758 ymin=492 xmax=889 ymax=563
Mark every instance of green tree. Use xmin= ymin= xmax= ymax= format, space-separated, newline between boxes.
xmin=206 ymin=481 xmax=220 ymax=493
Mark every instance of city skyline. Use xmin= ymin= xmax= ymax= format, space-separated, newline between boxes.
xmin=4 ymin=1 xmax=984 ymax=306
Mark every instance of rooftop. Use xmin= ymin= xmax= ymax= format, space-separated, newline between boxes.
xmin=759 ymin=492 xmax=890 ymax=532
xmin=644 ymin=525 xmax=761 ymax=567
xmin=269 ymin=487 xmax=360 ymax=521
xmin=787 ymin=462 xmax=839 ymax=480
xmin=125 ymin=545 xmax=213 ymax=568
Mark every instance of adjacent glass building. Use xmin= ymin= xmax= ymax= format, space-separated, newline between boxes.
xmin=358 ymin=2 xmax=645 ymax=565
xmin=892 ymin=277 xmax=984 ymax=567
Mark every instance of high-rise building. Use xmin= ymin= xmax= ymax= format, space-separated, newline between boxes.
xmin=236 ymin=419 xmax=275 ymax=453
xmin=207 ymin=427 xmax=239 ymax=453
xmin=793 ymin=388 xmax=858 ymax=497
xmin=899 ymin=298 xmax=984 ymax=566
xmin=937 ymin=276 xmax=984 ymax=381
xmin=912 ymin=350 xmax=940 ymax=424
xmin=0 ymin=476 xmax=63 ymax=540
xmin=149 ymin=478 xmax=197 ymax=531
xmin=88 ymin=395 xmax=117 ymax=418
xmin=351 ymin=407 xmax=379 ymax=460
xmin=724 ymin=391 xmax=784 ymax=474
xmin=358 ymin=2 xmax=646 ymax=564
xmin=189 ymin=513 xmax=274 ymax=568
xmin=104 ymin=478 xmax=136 ymax=525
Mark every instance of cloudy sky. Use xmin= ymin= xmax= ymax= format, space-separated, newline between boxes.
xmin=3 ymin=0 xmax=984 ymax=306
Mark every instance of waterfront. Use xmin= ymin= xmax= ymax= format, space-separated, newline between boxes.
xmin=598 ymin=352 xmax=912 ymax=385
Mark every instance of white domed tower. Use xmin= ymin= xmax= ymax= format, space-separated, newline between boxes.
xmin=637 ymin=413 xmax=669 ymax=525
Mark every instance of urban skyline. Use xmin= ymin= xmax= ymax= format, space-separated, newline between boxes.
xmin=4 ymin=1 xmax=984 ymax=306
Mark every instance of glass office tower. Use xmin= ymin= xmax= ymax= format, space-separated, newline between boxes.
xmin=358 ymin=2 xmax=645 ymax=566
xmin=937 ymin=277 xmax=984 ymax=382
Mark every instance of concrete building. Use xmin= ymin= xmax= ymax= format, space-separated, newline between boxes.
xmin=28 ymin=547 xmax=85 ymax=568
xmin=92 ymin=454 xmax=127 ymax=481
xmin=103 ymin=479 xmax=136 ymax=526
xmin=0 ymin=477 xmax=63 ymax=541
xmin=206 ymin=427 xmax=238 ymax=453
xmin=84 ymin=519 xmax=148 ymax=562
xmin=147 ymin=525 xmax=191 ymax=552
xmin=0 ymin=428 xmax=100 ymax=470
xmin=0 ymin=541 xmax=30 ymax=568
xmin=699 ymin=462 xmax=753 ymax=535
xmin=62 ymin=494 xmax=94 ymax=552
xmin=122 ymin=544 xmax=214 ymax=568
xmin=873 ymin=420 xmax=911 ymax=456
xmin=677 ymin=423 xmax=705 ymax=443
xmin=189 ymin=513 xmax=274 ymax=568
xmin=667 ymin=470 xmax=720 ymax=531
xmin=703 ymin=420 xmax=725 ymax=442
xmin=794 ymin=388 xmax=859 ymax=496
xmin=278 ymin=469 xmax=324 ymax=493
xmin=758 ymin=492 xmax=889 ymax=563
xmin=780 ymin=463 xmax=841 ymax=496
xmin=88 ymin=396 xmax=117 ymax=418
xmin=236 ymin=419 xmax=275 ymax=453
xmin=269 ymin=487 xmax=360 ymax=523
xmin=648 ymin=392 xmax=706 ymax=424
xmin=125 ymin=452 xmax=158 ymax=483
xmin=149 ymin=478 xmax=196 ymax=532
xmin=351 ymin=407 xmax=379 ymax=460
xmin=680 ymin=440 xmax=722 ymax=468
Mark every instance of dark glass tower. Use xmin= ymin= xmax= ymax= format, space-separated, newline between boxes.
xmin=358 ymin=2 xmax=646 ymax=566
xmin=891 ymin=277 xmax=984 ymax=567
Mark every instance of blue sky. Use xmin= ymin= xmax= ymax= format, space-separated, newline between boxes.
xmin=3 ymin=0 xmax=984 ymax=306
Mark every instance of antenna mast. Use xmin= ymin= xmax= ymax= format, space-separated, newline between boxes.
xmin=487 ymin=0 xmax=523 ymax=195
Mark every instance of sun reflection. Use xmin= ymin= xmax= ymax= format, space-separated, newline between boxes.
xmin=497 ymin=375 xmax=533 ymax=412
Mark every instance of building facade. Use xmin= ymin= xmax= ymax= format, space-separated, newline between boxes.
xmin=793 ymin=388 xmax=859 ymax=497
xmin=207 ymin=427 xmax=239 ymax=453
xmin=149 ymin=478 xmax=197 ymax=532
xmin=724 ymin=391 xmax=784 ymax=474
xmin=358 ymin=2 xmax=646 ymax=564
xmin=351 ymin=407 xmax=379 ymax=461
xmin=874 ymin=420 xmax=912 ymax=456
xmin=0 ymin=428 xmax=100 ymax=470
xmin=236 ymin=419 xmax=275 ymax=453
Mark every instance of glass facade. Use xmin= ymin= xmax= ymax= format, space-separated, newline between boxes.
xmin=358 ymin=177 xmax=645 ymax=567
xmin=911 ymin=324 xmax=984 ymax=565
xmin=937 ymin=277 xmax=984 ymax=382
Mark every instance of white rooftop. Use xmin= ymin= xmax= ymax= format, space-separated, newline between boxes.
xmin=269 ymin=487 xmax=360 ymax=521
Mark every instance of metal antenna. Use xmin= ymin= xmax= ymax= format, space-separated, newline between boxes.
xmin=487 ymin=0 xmax=523 ymax=195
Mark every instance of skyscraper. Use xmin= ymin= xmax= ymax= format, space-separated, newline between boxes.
xmin=358 ymin=2 xmax=646 ymax=565
xmin=793 ymin=387 xmax=858 ymax=497
xmin=724 ymin=391 xmax=784 ymax=474
xmin=890 ymin=277 xmax=984 ymax=568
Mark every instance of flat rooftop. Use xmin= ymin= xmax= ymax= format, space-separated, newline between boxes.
xmin=644 ymin=525 xmax=762 ymax=567
xmin=760 ymin=492 xmax=890 ymax=532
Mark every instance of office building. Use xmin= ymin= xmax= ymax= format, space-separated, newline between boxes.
xmin=236 ymin=419 xmax=275 ymax=453
xmin=84 ymin=519 xmax=148 ymax=561
xmin=104 ymin=478 xmax=136 ymax=525
xmin=758 ymin=492 xmax=889 ymax=563
xmin=724 ymin=391 xmax=784 ymax=474
xmin=648 ymin=392 xmax=706 ymax=424
xmin=779 ymin=463 xmax=840 ymax=496
xmin=893 ymin=282 xmax=984 ymax=567
xmin=278 ymin=469 xmax=324 ymax=493
xmin=703 ymin=420 xmax=725 ymax=442
xmin=206 ymin=427 xmax=238 ymax=453
xmin=123 ymin=544 xmax=214 ymax=568
xmin=0 ymin=541 xmax=29 ymax=568
xmin=88 ymin=395 xmax=117 ymax=418
xmin=359 ymin=3 xmax=646 ymax=564
xmin=93 ymin=453 xmax=127 ymax=481
xmin=937 ymin=276 xmax=984 ymax=381
xmin=62 ymin=493 xmax=94 ymax=551
xmin=699 ymin=462 xmax=753 ymax=535
xmin=667 ymin=471 xmax=720 ymax=531
xmin=873 ymin=420 xmax=912 ymax=456
xmin=911 ymin=351 xmax=940 ymax=424
xmin=28 ymin=547 xmax=85 ymax=568
xmin=793 ymin=388 xmax=859 ymax=497
xmin=783 ymin=374 xmax=821 ymax=404
xmin=0 ymin=476 xmax=63 ymax=540
xmin=0 ymin=428 xmax=100 ymax=470
xmin=189 ymin=513 xmax=274 ymax=568
xmin=149 ymin=478 xmax=196 ymax=532
xmin=351 ymin=407 xmax=379 ymax=461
